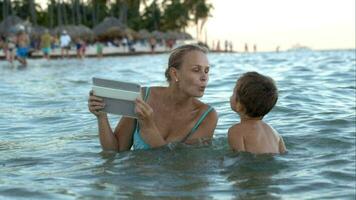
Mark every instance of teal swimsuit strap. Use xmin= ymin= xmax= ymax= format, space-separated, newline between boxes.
xmin=181 ymin=106 xmax=214 ymax=143
xmin=133 ymin=87 xmax=151 ymax=129
xmin=144 ymin=87 xmax=150 ymax=101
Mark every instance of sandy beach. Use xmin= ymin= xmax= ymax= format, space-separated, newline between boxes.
xmin=0 ymin=43 xmax=174 ymax=60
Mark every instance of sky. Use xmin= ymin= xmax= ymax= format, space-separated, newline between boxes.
xmin=187 ymin=0 xmax=355 ymax=51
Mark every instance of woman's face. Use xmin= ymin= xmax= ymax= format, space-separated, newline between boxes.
xmin=177 ymin=50 xmax=210 ymax=97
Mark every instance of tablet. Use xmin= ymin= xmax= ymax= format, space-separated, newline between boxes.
xmin=92 ymin=77 xmax=141 ymax=118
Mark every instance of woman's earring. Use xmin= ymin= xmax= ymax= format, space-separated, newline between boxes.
xmin=175 ymin=78 xmax=178 ymax=82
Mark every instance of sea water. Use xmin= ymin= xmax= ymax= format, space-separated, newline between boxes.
xmin=0 ymin=50 xmax=355 ymax=199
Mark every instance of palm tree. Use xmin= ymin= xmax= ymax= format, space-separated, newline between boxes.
xmin=119 ymin=0 xmax=128 ymax=25
xmin=29 ymin=0 xmax=37 ymax=25
xmin=1 ymin=0 xmax=15 ymax=19
xmin=184 ymin=0 xmax=212 ymax=41
xmin=2 ymin=0 xmax=9 ymax=20
xmin=71 ymin=0 xmax=76 ymax=24
xmin=62 ymin=1 xmax=69 ymax=25
xmin=0 ymin=0 xmax=213 ymax=36
xmin=75 ymin=0 xmax=82 ymax=24
xmin=81 ymin=0 xmax=87 ymax=25
xmin=127 ymin=0 xmax=141 ymax=29
xmin=90 ymin=0 xmax=96 ymax=26
xmin=90 ymin=0 xmax=108 ymax=27
xmin=161 ymin=0 xmax=189 ymax=31
xmin=56 ymin=0 xmax=63 ymax=26
xmin=48 ymin=0 xmax=55 ymax=27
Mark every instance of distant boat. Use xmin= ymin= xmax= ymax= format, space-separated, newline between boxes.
xmin=288 ymin=44 xmax=312 ymax=52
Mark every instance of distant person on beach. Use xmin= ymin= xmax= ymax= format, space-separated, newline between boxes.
xmin=52 ymin=36 xmax=59 ymax=49
xmin=224 ymin=40 xmax=229 ymax=52
xmin=4 ymin=35 xmax=16 ymax=64
xmin=40 ymin=29 xmax=52 ymax=60
xmin=60 ymin=30 xmax=71 ymax=58
xmin=96 ymin=40 xmax=103 ymax=58
xmin=253 ymin=44 xmax=257 ymax=52
xmin=75 ymin=38 xmax=82 ymax=59
xmin=122 ymin=37 xmax=128 ymax=52
xmin=75 ymin=38 xmax=86 ymax=59
xmin=127 ymin=34 xmax=135 ymax=52
xmin=0 ymin=37 xmax=4 ymax=51
xmin=228 ymin=72 xmax=286 ymax=154
xmin=82 ymin=40 xmax=87 ymax=57
xmin=244 ymin=43 xmax=249 ymax=52
xmin=149 ymin=37 xmax=157 ymax=53
xmin=15 ymin=30 xmax=30 ymax=67
xmin=216 ymin=40 xmax=221 ymax=51
xmin=88 ymin=44 xmax=218 ymax=151
xmin=166 ymin=39 xmax=175 ymax=50
xmin=229 ymin=42 xmax=233 ymax=52
xmin=0 ymin=37 xmax=8 ymax=61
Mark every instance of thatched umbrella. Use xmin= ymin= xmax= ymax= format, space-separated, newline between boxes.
xmin=75 ymin=25 xmax=94 ymax=41
xmin=52 ymin=25 xmax=94 ymax=41
xmin=164 ymin=31 xmax=181 ymax=40
xmin=138 ymin=29 xmax=151 ymax=39
xmin=0 ymin=15 xmax=31 ymax=36
xmin=124 ymin=28 xmax=139 ymax=40
xmin=101 ymin=26 xmax=124 ymax=39
xmin=178 ymin=32 xmax=193 ymax=40
xmin=30 ymin=25 xmax=47 ymax=39
xmin=93 ymin=17 xmax=126 ymax=40
xmin=151 ymin=30 xmax=165 ymax=40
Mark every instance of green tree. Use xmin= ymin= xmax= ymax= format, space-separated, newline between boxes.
xmin=29 ymin=0 xmax=37 ymax=25
xmin=0 ymin=0 xmax=213 ymax=34
xmin=185 ymin=0 xmax=213 ymax=40
xmin=161 ymin=0 xmax=189 ymax=31
xmin=141 ymin=0 xmax=161 ymax=31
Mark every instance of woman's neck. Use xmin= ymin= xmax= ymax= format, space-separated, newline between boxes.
xmin=166 ymin=85 xmax=194 ymax=108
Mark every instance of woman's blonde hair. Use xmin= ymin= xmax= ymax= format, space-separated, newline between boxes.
xmin=165 ymin=44 xmax=208 ymax=81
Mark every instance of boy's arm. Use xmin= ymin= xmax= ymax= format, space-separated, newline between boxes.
xmin=279 ymin=136 xmax=287 ymax=154
xmin=228 ymin=126 xmax=246 ymax=152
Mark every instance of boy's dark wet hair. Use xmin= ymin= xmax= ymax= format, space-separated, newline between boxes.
xmin=235 ymin=72 xmax=278 ymax=118
xmin=165 ymin=44 xmax=208 ymax=81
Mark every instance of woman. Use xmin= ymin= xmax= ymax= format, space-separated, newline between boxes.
xmin=88 ymin=44 xmax=218 ymax=151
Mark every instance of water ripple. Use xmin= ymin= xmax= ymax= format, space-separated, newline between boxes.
xmin=0 ymin=50 xmax=355 ymax=199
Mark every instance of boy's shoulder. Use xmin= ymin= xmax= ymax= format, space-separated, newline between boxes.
xmin=228 ymin=123 xmax=240 ymax=131
xmin=228 ymin=123 xmax=246 ymax=137
xmin=264 ymin=122 xmax=281 ymax=138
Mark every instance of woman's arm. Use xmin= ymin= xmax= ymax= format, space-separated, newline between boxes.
xmin=96 ymin=113 xmax=117 ymax=150
xmin=113 ymin=117 xmax=135 ymax=151
xmin=134 ymin=97 xmax=167 ymax=148
xmin=88 ymin=91 xmax=134 ymax=151
xmin=97 ymin=114 xmax=135 ymax=151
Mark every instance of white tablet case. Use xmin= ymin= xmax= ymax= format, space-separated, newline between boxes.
xmin=92 ymin=77 xmax=141 ymax=118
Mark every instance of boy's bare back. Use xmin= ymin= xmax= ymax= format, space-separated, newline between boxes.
xmin=228 ymin=120 xmax=286 ymax=154
xmin=227 ymin=72 xmax=286 ymax=154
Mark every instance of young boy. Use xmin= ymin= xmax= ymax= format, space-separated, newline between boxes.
xmin=228 ymin=72 xmax=286 ymax=154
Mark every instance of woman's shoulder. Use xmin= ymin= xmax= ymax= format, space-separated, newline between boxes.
xmin=141 ymin=86 xmax=167 ymax=100
xmin=142 ymin=86 xmax=166 ymax=95
xmin=193 ymin=98 xmax=214 ymax=111
xmin=192 ymin=99 xmax=217 ymax=127
xmin=144 ymin=86 xmax=166 ymax=90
